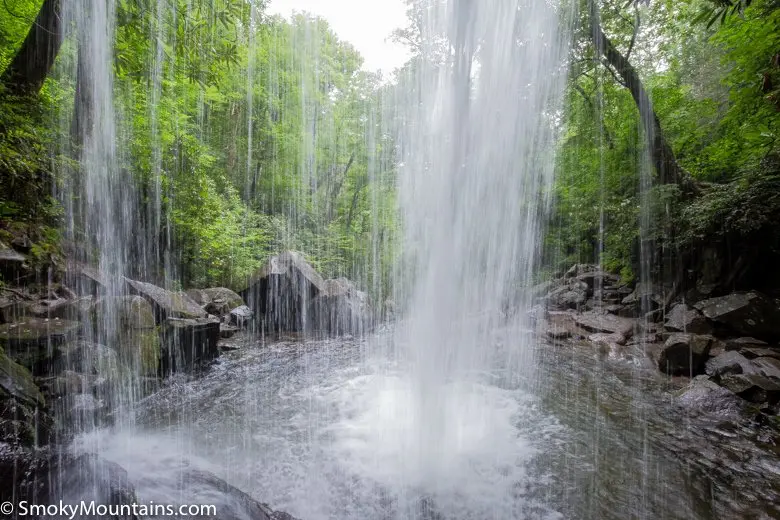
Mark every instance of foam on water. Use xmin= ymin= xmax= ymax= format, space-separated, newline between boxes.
xmin=72 ymin=340 xmax=564 ymax=520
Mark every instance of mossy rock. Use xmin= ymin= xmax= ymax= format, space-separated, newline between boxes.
xmin=93 ymin=297 xmax=160 ymax=377
xmin=0 ymin=347 xmax=50 ymax=447
xmin=0 ymin=318 xmax=80 ymax=371
xmin=121 ymin=327 xmax=161 ymax=377
xmin=203 ymin=287 xmax=244 ymax=311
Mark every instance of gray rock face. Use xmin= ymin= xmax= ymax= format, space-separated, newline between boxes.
xmin=695 ymin=291 xmax=780 ymax=340
xmin=96 ymin=296 xmax=160 ymax=377
xmin=656 ymin=333 xmax=712 ymax=376
xmin=665 ymin=303 xmax=711 ymax=334
xmin=0 ymin=346 xmax=49 ymax=448
xmin=242 ymin=251 xmax=327 ymax=333
xmin=161 ymin=318 xmax=220 ymax=374
xmin=675 ymin=375 xmax=745 ymax=417
xmin=306 ymin=278 xmax=373 ymax=336
xmin=0 ymin=318 xmax=81 ymax=371
xmin=719 ymin=374 xmax=780 ymax=404
xmin=574 ymin=311 xmax=635 ymax=336
xmin=54 ymin=454 xmax=139 ymax=520
xmin=66 ymin=262 xmax=114 ymax=296
xmin=705 ymin=351 xmax=756 ymax=377
xmin=0 ymin=241 xmax=28 ymax=281
xmin=202 ymin=287 xmax=244 ymax=316
xmin=125 ymin=278 xmax=206 ymax=320
xmin=228 ymin=305 xmax=253 ymax=328
xmin=752 ymin=356 xmax=780 ymax=380
xmin=724 ymin=337 xmax=768 ymax=350
xmin=739 ymin=347 xmax=780 ymax=360
xmin=621 ymin=282 xmax=667 ymax=310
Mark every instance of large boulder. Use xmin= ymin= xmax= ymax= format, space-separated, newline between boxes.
xmin=202 ymin=288 xmax=245 ymax=317
xmin=95 ymin=296 xmax=160 ymax=377
xmin=719 ymin=374 xmax=780 ymax=404
xmin=125 ymin=278 xmax=206 ymax=321
xmin=306 ymin=278 xmax=373 ymax=336
xmin=704 ymin=351 xmax=756 ymax=377
xmin=675 ymin=375 xmax=745 ymax=417
xmin=1 ymin=346 xmax=50 ymax=448
xmin=694 ymin=291 xmax=780 ymax=340
xmin=0 ymin=318 xmax=80 ymax=373
xmin=655 ymin=333 xmax=713 ymax=376
xmin=0 ymin=241 xmax=29 ymax=282
xmin=158 ymin=469 xmax=300 ymax=520
xmin=664 ymin=303 xmax=711 ymax=334
xmin=621 ymin=281 xmax=668 ymax=311
xmin=242 ymin=251 xmax=327 ymax=333
xmin=574 ymin=310 xmax=635 ymax=337
xmin=65 ymin=262 xmax=115 ymax=296
xmin=52 ymin=454 xmax=139 ymax=519
xmin=160 ymin=318 xmax=220 ymax=374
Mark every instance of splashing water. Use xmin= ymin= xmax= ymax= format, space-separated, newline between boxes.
xmin=387 ymin=0 xmax=570 ymax=494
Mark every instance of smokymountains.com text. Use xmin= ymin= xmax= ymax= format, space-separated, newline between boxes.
xmin=2 ymin=500 xmax=217 ymax=518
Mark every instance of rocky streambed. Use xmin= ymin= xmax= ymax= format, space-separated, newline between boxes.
xmin=0 ymin=244 xmax=373 ymax=519
xmin=534 ymin=264 xmax=780 ymax=419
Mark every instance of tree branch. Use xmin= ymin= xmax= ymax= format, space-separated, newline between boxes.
xmin=0 ymin=0 xmax=63 ymax=95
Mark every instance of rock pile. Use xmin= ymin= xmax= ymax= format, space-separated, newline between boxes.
xmin=537 ymin=263 xmax=780 ymax=414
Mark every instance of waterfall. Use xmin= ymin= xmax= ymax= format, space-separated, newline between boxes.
xmin=390 ymin=0 xmax=570 ymax=487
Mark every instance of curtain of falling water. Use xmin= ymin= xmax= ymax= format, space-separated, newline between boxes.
xmin=392 ymin=0 xmax=570 ymax=484
xmin=55 ymin=0 xmax=146 ymax=434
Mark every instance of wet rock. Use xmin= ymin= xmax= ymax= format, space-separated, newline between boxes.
xmin=65 ymin=262 xmax=114 ymax=296
xmin=0 ymin=318 xmax=80 ymax=371
xmin=0 ymin=346 xmax=50 ymax=448
xmin=626 ymin=332 xmax=661 ymax=345
xmin=719 ymin=374 xmax=780 ymax=404
xmin=242 ymin=251 xmax=327 ymax=332
xmin=694 ymin=291 xmax=780 ymax=340
xmin=54 ymin=454 xmax=139 ymax=519
xmin=563 ymin=263 xmax=597 ymax=279
xmin=202 ymin=287 xmax=244 ymax=316
xmin=588 ymin=332 xmax=625 ymax=356
xmin=306 ymin=278 xmax=373 ymax=336
xmin=656 ymin=333 xmax=712 ymax=376
xmin=0 ymin=443 xmax=50 ymax=503
xmin=219 ymin=323 xmax=239 ymax=339
xmin=574 ymin=311 xmax=634 ymax=337
xmin=705 ymin=351 xmax=756 ymax=377
xmin=547 ymin=285 xmax=587 ymax=309
xmin=664 ymin=303 xmax=711 ymax=334
xmin=0 ymin=241 xmax=29 ymax=281
xmin=0 ymin=295 xmax=30 ymax=323
xmin=125 ymin=278 xmax=206 ymax=320
xmin=145 ymin=469 xmax=298 ymax=520
xmin=752 ymin=357 xmax=780 ymax=380
xmin=186 ymin=288 xmax=210 ymax=305
xmin=228 ymin=305 xmax=253 ymax=328
xmin=621 ymin=282 xmax=668 ymax=310
xmin=738 ymin=347 xmax=780 ymax=360
xmin=541 ymin=312 xmax=587 ymax=340
xmin=160 ymin=318 xmax=220 ymax=374
xmin=49 ymin=295 xmax=96 ymax=323
xmin=96 ymin=296 xmax=160 ymax=377
xmin=724 ymin=337 xmax=768 ymax=350
xmin=675 ymin=375 xmax=745 ymax=416
xmin=54 ymin=341 xmax=121 ymax=381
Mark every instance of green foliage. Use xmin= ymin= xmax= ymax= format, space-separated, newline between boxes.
xmin=550 ymin=0 xmax=780 ymax=280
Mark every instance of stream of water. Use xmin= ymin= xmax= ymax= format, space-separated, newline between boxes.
xmin=73 ymin=330 xmax=780 ymax=520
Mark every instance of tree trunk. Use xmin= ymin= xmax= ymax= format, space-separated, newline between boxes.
xmin=589 ymin=0 xmax=699 ymax=196
xmin=1 ymin=0 xmax=63 ymax=95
